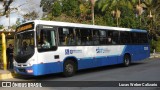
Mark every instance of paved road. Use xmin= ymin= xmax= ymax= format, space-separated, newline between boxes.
xmin=1 ymin=58 xmax=160 ymax=90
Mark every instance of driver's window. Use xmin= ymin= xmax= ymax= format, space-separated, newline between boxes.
xmin=37 ymin=29 xmax=57 ymax=51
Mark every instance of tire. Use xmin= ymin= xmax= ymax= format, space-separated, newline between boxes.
xmin=63 ymin=60 xmax=76 ymax=77
xmin=123 ymin=54 xmax=131 ymax=67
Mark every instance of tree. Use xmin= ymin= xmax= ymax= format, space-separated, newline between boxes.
xmin=23 ymin=11 xmax=39 ymax=21
xmin=40 ymin=0 xmax=55 ymax=13
xmin=52 ymin=1 xmax=62 ymax=17
xmin=155 ymin=37 xmax=160 ymax=52
xmin=90 ymin=0 xmax=95 ymax=25
xmin=143 ymin=0 xmax=160 ymax=31
xmin=79 ymin=0 xmax=91 ymax=22
xmin=0 ymin=25 xmax=4 ymax=29
xmin=3 ymin=0 xmax=13 ymax=15
xmin=97 ymin=0 xmax=129 ymax=26
xmin=62 ymin=0 xmax=80 ymax=17
xmin=16 ymin=18 xmax=21 ymax=26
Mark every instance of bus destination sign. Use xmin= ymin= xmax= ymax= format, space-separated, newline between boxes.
xmin=17 ymin=23 xmax=34 ymax=32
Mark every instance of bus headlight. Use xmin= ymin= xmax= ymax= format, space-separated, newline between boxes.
xmin=28 ymin=59 xmax=35 ymax=66
xmin=27 ymin=69 xmax=33 ymax=73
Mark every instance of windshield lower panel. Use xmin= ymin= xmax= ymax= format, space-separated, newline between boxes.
xmin=14 ymin=31 xmax=35 ymax=63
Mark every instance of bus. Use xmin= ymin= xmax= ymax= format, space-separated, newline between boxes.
xmin=13 ymin=20 xmax=150 ymax=76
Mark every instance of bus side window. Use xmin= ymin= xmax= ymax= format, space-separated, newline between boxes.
xmin=107 ymin=31 xmax=113 ymax=44
xmin=68 ymin=34 xmax=74 ymax=45
xmin=107 ymin=36 xmax=112 ymax=44
xmin=41 ymin=32 xmax=51 ymax=49
xmin=93 ymin=30 xmax=99 ymax=45
xmin=75 ymin=29 xmax=81 ymax=45
xmin=112 ymin=31 xmax=119 ymax=44
xmin=99 ymin=30 xmax=107 ymax=45
xmin=38 ymin=28 xmax=57 ymax=51
xmin=58 ymin=27 xmax=76 ymax=46
xmin=131 ymin=32 xmax=138 ymax=44
xmin=120 ymin=31 xmax=131 ymax=44
xmin=58 ymin=28 xmax=64 ymax=45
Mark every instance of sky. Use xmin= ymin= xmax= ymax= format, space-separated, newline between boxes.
xmin=0 ymin=0 xmax=43 ymax=28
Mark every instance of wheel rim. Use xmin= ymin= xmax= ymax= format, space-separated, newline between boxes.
xmin=125 ymin=57 xmax=129 ymax=65
xmin=65 ymin=64 xmax=74 ymax=73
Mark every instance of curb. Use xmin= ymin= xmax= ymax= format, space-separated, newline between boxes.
xmin=149 ymin=55 xmax=160 ymax=58
xmin=0 ymin=72 xmax=16 ymax=80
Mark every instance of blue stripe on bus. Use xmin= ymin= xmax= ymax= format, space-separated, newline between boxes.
xmin=14 ymin=45 xmax=150 ymax=76
xmin=14 ymin=55 xmax=119 ymax=76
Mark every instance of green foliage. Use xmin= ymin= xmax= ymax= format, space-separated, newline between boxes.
xmin=62 ymin=0 xmax=80 ymax=17
xmin=150 ymin=36 xmax=160 ymax=53
xmin=40 ymin=0 xmax=54 ymax=12
xmin=16 ymin=18 xmax=21 ymax=26
xmin=119 ymin=6 xmax=140 ymax=28
xmin=52 ymin=1 xmax=62 ymax=17
xmin=154 ymin=37 xmax=160 ymax=52
xmin=23 ymin=11 xmax=39 ymax=21
xmin=0 ymin=25 xmax=4 ymax=29
xmin=150 ymin=39 xmax=157 ymax=53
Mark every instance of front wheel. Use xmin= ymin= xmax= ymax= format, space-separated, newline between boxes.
xmin=63 ymin=60 xmax=76 ymax=77
xmin=123 ymin=55 xmax=131 ymax=67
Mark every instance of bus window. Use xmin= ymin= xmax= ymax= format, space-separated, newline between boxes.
xmin=75 ymin=29 xmax=81 ymax=45
xmin=99 ymin=30 xmax=107 ymax=45
xmin=37 ymin=29 xmax=57 ymax=51
xmin=107 ymin=31 xmax=119 ymax=45
xmin=77 ymin=28 xmax=92 ymax=46
xmin=131 ymin=32 xmax=138 ymax=44
xmin=120 ymin=31 xmax=131 ymax=44
xmin=58 ymin=27 xmax=76 ymax=46
xmin=112 ymin=31 xmax=119 ymax=44
xmin=138 ymin=33 xmax=148 ymax=44
xmin=93 ymin=30 xmax=100 ymax=45
xmin=58 ymin=28 xmax=65 ymax=46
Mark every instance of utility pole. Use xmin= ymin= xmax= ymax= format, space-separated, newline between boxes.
xmin=1 ymin=0 xmax=13 ymax=70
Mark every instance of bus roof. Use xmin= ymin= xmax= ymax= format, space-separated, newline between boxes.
xmin=24 ymin=20 xmax=147 ymax=33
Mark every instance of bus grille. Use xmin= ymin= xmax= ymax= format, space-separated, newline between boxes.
xmin=18 ymin=69 xmax=26 ymax=73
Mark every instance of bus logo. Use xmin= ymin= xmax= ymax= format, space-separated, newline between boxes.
xmin=65 ymin=49 xmax=82 ymax=55
xmin=65 ymin=49 xmax=70 ymax=55
xmin=96 ymin=47 xmax=110 ymax=53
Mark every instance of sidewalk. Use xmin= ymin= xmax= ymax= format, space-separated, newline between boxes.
xmin=0 ymin=69 xmax=15 ymax=80
xmin=0 ymin=58 xmax=17 ymax=80
xmin=149 ymin=53 xmax=160 ymax=58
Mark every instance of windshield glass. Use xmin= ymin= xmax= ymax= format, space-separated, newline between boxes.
xmin=14 ymin=31 xmax=34 ymax=63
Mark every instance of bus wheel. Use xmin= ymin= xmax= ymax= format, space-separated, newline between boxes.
xmin=63 ymin=60 xmax=76 ymax=77
xmin=123 ymin=54 xmax=131 ymax=67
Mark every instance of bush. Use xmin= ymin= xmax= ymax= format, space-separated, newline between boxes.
xmin=150 ymin=40 xmax=156 ymax=53
xmin=155 ymin=38 xmax=160 ymax=52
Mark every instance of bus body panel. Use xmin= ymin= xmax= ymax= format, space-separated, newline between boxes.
xmin=131 ymin=45 xmax=150 ymax=61
xmin=14 ymin=45 xmax=150 ymax=76
xmin=13 ymin=20 xmax=150 ymax=76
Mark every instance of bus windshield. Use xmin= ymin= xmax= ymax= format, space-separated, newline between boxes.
xmin=14 ymin=31 xmax=35 ymax=63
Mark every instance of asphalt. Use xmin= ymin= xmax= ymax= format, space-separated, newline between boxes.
xmin=0 ymin=53 xmax=159 ymax=80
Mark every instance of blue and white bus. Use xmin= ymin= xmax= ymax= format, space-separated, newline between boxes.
xmin=13 ymin=20 xmax=150 ymax=76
